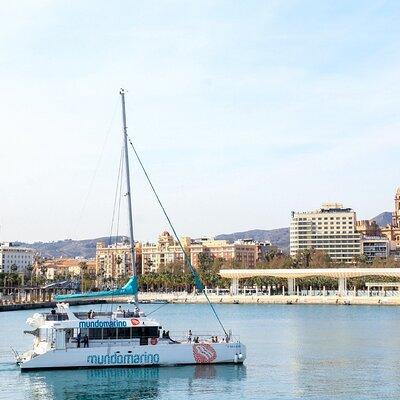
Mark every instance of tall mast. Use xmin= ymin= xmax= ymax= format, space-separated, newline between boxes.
xmin=120 ymin=88 xmax=138 ymax=305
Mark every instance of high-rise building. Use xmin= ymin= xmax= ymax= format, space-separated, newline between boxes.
xmin=290 ymin=203 xmax=361 ymax=263
xmin=0 ymin=242 xmax=35 ymax=273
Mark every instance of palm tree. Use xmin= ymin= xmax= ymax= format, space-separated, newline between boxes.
xmin=26 ymin=264 xmax=34 ymax=286
xmin=78 ymin=261 xmax=88 ymax=291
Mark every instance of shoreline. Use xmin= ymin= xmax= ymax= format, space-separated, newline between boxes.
xmin=2 ymin=293 xmax=400 ymax=311
xmin=0 ymin=299 xmax=106 ymax=312
xmin=136 ymin=293 xmax=400 ymax=306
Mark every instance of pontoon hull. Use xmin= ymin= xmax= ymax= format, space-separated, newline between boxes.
xmin=20 ymin=342 xmax=246 ymax=370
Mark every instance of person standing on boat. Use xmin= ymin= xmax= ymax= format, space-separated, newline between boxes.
xmin=83 ymin=334 xmax=89 ymax=348
xmin=188 ymin=330 xmax=192 ymax=343
xmin=77 ymin=332 xmax=81 ymax=348
xmin=133 ymin=306 xmax=140 ymax=317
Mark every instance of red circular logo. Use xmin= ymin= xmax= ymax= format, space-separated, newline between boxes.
xmin=150 ymin=338 xmax=158 ymax=345
xmin=130 ymin=318 xmax=140 ymax=326
xmin=192 ymin=344 xmax=217 ymax=363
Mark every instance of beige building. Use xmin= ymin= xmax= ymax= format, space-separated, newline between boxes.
xmin=290 ymin=203 xmax=361 ymax=263
xmin=356 ymin=220 xmax=380 ymax=236
xmin=381 ymin=188 xmax=400 ymax=248
xmin=190 ymin=238 xmax=259 ymax=268
xmin=141 ymin=231 xmax=190 ymax=274
xmin=96 ymin=242 xmax=140 ymax=280
xmin=141 ymin=232 xmax=263 ymax=273
xmin=37 ymin=258 xmax=96 ymax=281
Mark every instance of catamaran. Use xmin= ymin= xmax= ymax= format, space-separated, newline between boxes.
xmin=15 ymin=90 xmax=246 ymax=370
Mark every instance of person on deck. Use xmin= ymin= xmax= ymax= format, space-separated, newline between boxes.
xmin=83 ymin=334 xmax=89 ymax=348
xmin=77 ymin=332 xmax=81 ymax=348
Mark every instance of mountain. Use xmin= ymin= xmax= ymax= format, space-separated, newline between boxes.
xmin=371 ymin=212 xmax=392 ymax=227
xmin=16 ymin=236 xmax=128 ymax=259
xmin=215 ymin=228 xmax=289 ymax=252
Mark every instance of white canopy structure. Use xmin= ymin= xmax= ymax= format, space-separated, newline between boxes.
xmin=219 ymin=268 xmax=400 ymax=296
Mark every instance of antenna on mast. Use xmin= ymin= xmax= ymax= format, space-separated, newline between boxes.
xmin=119 ymin=88 xmax=138 ymax=306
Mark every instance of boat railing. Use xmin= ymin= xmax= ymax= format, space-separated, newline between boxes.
xmin=73 ymin=311 xmax=141 ymax=320
xmin=167 ymin=331 xmax=240 ymax=343
xmin=45 ymin=313 xmax=69 ymax=321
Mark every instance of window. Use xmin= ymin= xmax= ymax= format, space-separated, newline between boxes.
xmin=131 ymin=327 xmax=159 ymax=338
xmin=104 ymin=328 xmax=117 ymax=339
xmin=88 ymin=328 xmax=102 ymax=340
xmin=117 ymin=328 xmax=131 ymax=339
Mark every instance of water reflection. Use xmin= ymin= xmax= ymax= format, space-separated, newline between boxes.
xmin=25 ymin=364 xmax=247 ymax=400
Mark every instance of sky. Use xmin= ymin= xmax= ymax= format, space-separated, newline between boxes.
xmin=0 ymin=0 xmax=399 ymax=243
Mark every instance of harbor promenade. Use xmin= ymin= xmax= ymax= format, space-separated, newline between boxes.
xmin=1 ymin=291 xmax=399 ymax=310
xmin=129 ymin=291 xmax=400 ymax=306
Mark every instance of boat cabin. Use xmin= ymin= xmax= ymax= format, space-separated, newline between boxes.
xmin=29 ymin=303 xmax=163 ymax=350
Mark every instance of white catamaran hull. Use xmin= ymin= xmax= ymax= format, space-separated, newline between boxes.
xmin=20 ymin=342 xmax=246 ymax=370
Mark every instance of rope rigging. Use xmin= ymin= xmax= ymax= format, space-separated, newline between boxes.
xmin=127 ymin=136 xmax=228 ymax=336
xmin=108 ymin=145 xmax=125 ymax=314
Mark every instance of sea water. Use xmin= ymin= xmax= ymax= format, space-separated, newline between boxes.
xmin=1 ymin=303 xmax=400 ymax=400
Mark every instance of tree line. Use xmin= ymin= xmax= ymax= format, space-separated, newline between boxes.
xmin=2 ymin=249 xmax=400 ymax=292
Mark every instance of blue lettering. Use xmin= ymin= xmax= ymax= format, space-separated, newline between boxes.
xmin=86 ymin=352 xmax=160 ymax=365
xmin=79 ymin=320 xmax=127 ymax=329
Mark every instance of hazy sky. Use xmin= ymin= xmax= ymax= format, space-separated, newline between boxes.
xmin=0 ymin=1 xmax=399 ymax=243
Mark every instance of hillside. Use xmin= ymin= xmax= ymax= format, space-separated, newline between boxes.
xmin=371 ymin=212 xmax=392 ymax=227
xmin=16 ymin=210 xmax=393 ymax=259
xmin=215 ymin=228 xmax=290 ymax=252
xmin=16 ymin=236 xmax=128 ymax=259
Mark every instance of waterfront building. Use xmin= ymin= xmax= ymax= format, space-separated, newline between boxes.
xmin=380 ymin=187 xmax=400 ymax=248
xmin=141 ymin=231 xmax=189 ymax=274
xmin=290 ymin=203 xmax=361 ymax=263
xmin=360 ymin=236 xmax=390 ymax=262
xmin=190 ymin=238 xmax=259 ymax=268
xmin=37 ymin=258 xmax=96 ymax=281
xmin=0 ymin=242 xmax=34 ymax=273
xmin=96 ymin=242 xmax=141 ymax=280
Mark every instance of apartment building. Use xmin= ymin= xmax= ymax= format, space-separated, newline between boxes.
xmin=190 ymin=238 xmax=259 ymax=268
xmin=96 ymin=242 xmax=141 ymax=279
xmin=290 ymin=203 xmax=361 ymax=263
xmin=141 ymin=231 xmax=190 ymax=274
